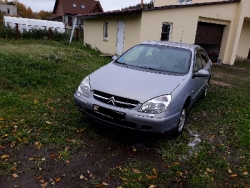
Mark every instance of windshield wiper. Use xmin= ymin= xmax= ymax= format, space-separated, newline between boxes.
xmin=115 ymin=61 xmax=126 ymax=65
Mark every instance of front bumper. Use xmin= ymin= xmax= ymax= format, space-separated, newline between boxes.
xmin=73 ymin=92 xmax=180 ymax=134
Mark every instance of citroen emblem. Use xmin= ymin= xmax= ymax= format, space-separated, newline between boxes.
xmin=107 ymin=96 xmax=116 ymax=106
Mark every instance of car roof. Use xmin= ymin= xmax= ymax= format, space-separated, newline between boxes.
xmin=141 ymin=41 xmax=199 ymax=51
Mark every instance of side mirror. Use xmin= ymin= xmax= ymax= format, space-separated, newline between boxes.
xmin=112 ymin=56 xmax=118 ymax=61
xmin=194 ymin=69 xmax=210 ymax=78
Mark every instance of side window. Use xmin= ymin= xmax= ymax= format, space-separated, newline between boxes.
xmin=200 ymin=50 xmax=208 ymax=67
xmin=161 ymin=22 xmax=172 ymax=41
xmin=194 ymin=51 xmax=203 ymax=72
xmin=103 ymin=22 xmax=108 ymax=41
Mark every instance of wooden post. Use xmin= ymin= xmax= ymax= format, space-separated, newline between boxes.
xmin=48 ymin=28 xmax=52 ymax=40
xmin=15 ymin=23 xmax=19 ymax=40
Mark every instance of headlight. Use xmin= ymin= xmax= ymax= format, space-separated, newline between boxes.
xmin=78 ymin=76 xmax=91 ymax=97
xmin=138 ymin=95 xmax=172 ymax=114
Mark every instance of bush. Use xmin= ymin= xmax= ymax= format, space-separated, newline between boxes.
xmin=0 ymin=24 xmax=71 ymax=41
xmin=0 ymin=24 xmax=16 ymax=39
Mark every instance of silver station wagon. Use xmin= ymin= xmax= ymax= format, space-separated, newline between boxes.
xmin=74 ymin=41 xmax=212 ymax=136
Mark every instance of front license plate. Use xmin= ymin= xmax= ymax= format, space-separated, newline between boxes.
xmin=93 ymin=105 xmax=125 ymax=121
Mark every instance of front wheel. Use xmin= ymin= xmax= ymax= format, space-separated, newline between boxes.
xmin=201 ymin=82 xmax=209 ymax=99
xmin=175 ymin=106 xmax=187 ymax=136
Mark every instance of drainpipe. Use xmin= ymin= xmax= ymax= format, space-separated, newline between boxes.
xmin=141 ymin=0 xmax=143 ymax=8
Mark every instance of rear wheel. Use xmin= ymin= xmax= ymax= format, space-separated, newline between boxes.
xmin=176 ymin=106 xmax=187 ymax=136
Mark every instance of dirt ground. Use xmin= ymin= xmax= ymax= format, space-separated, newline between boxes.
xmin=0 ymin=123 xmax=169 ymax=188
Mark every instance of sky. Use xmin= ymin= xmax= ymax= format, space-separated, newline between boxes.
xmin=17 ymin=0 xmax=152 ymax=12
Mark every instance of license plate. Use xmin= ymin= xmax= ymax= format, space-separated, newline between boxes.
xmin=93 ymin=105 xmax=125 ymax=121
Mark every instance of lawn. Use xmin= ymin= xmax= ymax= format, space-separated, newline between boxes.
xmin=0 ymin=39 xmax=250 ymax=187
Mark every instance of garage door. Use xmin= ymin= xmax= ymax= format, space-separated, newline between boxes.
xmin=195 ymin=22 xmax=224 ymax=45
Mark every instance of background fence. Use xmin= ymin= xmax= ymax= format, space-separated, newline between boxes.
xmin=0 ymin=21 xmax=83 ymax=42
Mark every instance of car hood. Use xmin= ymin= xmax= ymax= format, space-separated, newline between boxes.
xmin=90 ymin=63 xmax=186 ymax=103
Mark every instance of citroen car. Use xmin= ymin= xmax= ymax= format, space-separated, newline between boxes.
xmin=73 ymin=41 xmax=212 ymax=136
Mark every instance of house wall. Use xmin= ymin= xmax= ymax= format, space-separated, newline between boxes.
xmin=0 ymin=4 xmax=17 ymax=15
xmin=84 ymin=15 xmax=141 ymax=55
xmin=140 ymin=3 xmax=238 ymax=64
xmin=141 ymin=4 xmax=236 ymax=43
xmin=236 ymin=19 xmax=250 ymax=59
xmin=154 ymin=0 xmax=225 ymax=7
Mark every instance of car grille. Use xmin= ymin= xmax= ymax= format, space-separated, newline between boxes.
xmin=93 ymin=90 xmax=139 ymax=109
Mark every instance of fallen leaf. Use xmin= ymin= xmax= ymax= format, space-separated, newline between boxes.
xmin=230 ymin=174 xmax=238 ymax=178
xmin=0 ymin=118 xmax=5 ymax=121
xmin=34 ymin=142 xmax=43 ymax=150
xmin=146 ymin=175 xmax=157 ymax=179
xmin=36 ymin=175 xmax=42 ymax=180
xmin=228 ymin=169 xmax=232 ymax=173
xmin=55 ymin=177 xmax=61 ymax=182
xmin=39 ymin=167 xmax=42 ymax=171
xmin=41 ymin=182 xmax=48 ymax=188
xmin=243 ymin=171 xmax=248 ymax=175
xmin=34 ymin=98 xmax=39 ymax=104
xmin=149 ymin=185 xmax=156 ymax=188
xmin=206 ymin=168 xmax=215 ymax=173
xmin=12 ymin=166 xmax=17 ymax=171
xmin=17 ymin=137 xmax=22 ymax=142
xmin=102 ymin=182 xmax=108 ymax=186
xmin=152 ymin=168 xmax=157 ymax=175
xmin=11 ymin=141 xmax=16 ymax=147
xmin=46 ymin=121 xmax=52 ymax=124
xmin=12 ymin=173 xmax=19 ymax=178
xmin=14 ymin=183 xmax=19 ymax=188
xmin=0 ymin=145 xmax=5 ymax=149
xmin=95 ymin=184 xmax=105 ymax=188
xmin=172 ymin=162 xmax=180 ymax=165
xmin=133 ymin=169 xmax=141 ymax=173
xmin=80 ymin=175 xmax=84 ymax=179
xmin=133 ymin=148 xmax=137 ymax=152
xmin=1 ymin=155 xmax=10 ymax=159
xmin=120 ymin=177 xmax=127 ymax=181
xmin=50 ymin=154 xmax=55 ymax=158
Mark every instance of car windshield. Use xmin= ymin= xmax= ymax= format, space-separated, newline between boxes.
xmin=116 ymin=44 xmax=191 ymax=74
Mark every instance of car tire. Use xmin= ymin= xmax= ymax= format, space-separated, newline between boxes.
xmin=201 ymin=81 xmax=209 ymax=99
xmin=175 ymin=105 xmax=187 ymax=136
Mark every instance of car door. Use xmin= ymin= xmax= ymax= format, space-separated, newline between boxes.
xmin=190 ymin=49 xmax=208 ymax=104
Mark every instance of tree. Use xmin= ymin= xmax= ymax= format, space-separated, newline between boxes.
xmin=121 ymin=0 xmax=154 ymax=10
xmin=36 ymin=10 xmax=53 ymax=20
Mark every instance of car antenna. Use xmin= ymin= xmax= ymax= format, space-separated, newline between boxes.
xmin=180 ymin=31 xmax=184 ymax=42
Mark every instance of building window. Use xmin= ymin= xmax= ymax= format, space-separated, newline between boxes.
xmin=7 ymin=8 xmax=10 ymax=14
xmin=178 ymin=0 xmax=192 ymax=5
xmin=103 ymin=22 xmax=108 ymax=41
xmin=161 ymin=22 xmax=172 ymax=41
xmin=248 ymin=49 xmax=250 ymax=60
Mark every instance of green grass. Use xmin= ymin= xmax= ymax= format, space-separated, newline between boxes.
xmin=0 ymin=39 xmax=250 ymax=187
